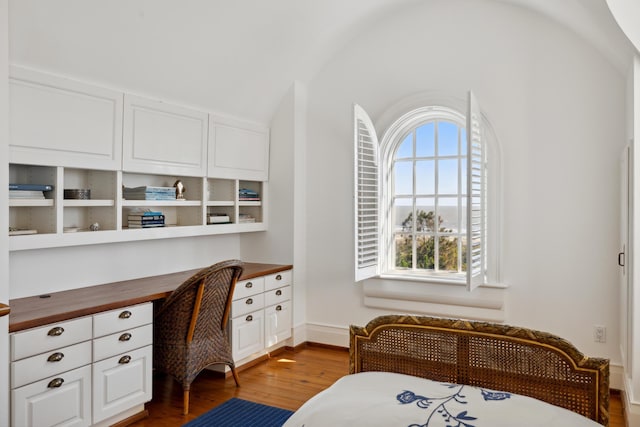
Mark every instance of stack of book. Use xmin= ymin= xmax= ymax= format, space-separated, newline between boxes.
xmin=238 ymin=188 xmax=260 ymax=201
xmin=9 ymin=183 xmax=53 ymax=199
xmin=238 ymin=213 xmax=256 ymax=223
xmin=127 ymin=211 xmax=165 ymax=228
xmin=208 ymin=213 xmax=231 ymax=224
xmin=123 ymin=186 xmax=177 ymax=201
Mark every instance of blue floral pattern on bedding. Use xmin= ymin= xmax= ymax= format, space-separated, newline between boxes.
xmin=397 ymin=383 xmax=511 ymax=427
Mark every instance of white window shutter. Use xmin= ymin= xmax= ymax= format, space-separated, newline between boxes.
xmin=354 ymin=104 xmax=379 ymax=282
xmin=466 ymin=92 xmax=485 ymax=291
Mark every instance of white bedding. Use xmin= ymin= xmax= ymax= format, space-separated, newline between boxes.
xmin=283 ymin=372 xmax=601 ymax=427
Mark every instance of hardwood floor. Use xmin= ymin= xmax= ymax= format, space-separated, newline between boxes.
xmin=130 ymin=344 xmax=625 ymax=427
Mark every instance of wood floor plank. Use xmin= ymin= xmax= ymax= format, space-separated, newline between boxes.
xmin=129 ymin=344 xmax=625 ymax=427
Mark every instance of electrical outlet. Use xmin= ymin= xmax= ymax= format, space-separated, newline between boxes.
xmin=594 ymin=325 xmax=606 ymax=343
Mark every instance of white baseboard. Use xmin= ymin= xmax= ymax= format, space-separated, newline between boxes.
xmin=304 ymin=322 xmax=349 ymax=348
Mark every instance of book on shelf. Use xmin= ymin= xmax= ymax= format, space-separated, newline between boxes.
xmin=208 ymin=214 xmax=231 ymax=224
xmin=127 ymin=214 xmax=165 ymax=221
xmin=9 ymin=228 xmax=38 ymax=236
xmin=9 ymin=190 xmax=46 ymax=199
xmin=238 ymin=213 xmax=256 ymax=223
xmin=128 ymin=219 xmax=165 ymax=226
xmin=123 ymin=186 xmax=177 ymax=201
xmin=9 ymin=183 xmax=53 ymax=191
xmin=128 ymin=223 xmax=166 ymax=228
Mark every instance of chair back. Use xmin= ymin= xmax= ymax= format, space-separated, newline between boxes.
xmin=155 ymin=260 xmax=244 ymax=344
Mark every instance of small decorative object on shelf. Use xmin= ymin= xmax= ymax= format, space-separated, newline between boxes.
xmin=208 ymin=213 xmax=231 ymax=224
xmin=174 ymin=180 xmax=185 ymax=200
xmin=89 ymin=222 xmax=100 ymax=231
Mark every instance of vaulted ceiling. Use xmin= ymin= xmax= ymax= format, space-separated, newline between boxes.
xmin=8 ymin=0 xmax=635 ymax=125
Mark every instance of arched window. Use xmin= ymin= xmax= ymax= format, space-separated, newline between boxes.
xmin=355 ymin=92 xmax=500 ymax=290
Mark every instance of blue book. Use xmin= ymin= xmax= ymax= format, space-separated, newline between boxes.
xmin=9 ymin=183 xmax=53 ymax=191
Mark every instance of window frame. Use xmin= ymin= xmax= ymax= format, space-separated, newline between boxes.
xmin=354 ymin=92 xmax=502 ymax=290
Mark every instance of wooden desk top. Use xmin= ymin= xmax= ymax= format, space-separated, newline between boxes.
xmin=9 ymin=262 xmax=292 ymax=333
xmin=0 ymin=303 xmax=9 ymax=318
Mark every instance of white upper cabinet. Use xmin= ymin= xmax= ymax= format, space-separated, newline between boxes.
xmin=208 ymin=115 xmax=269 ymax=181
xmin=123 ymin=94 xmax=208 ymax=176
xmin=9 ymin=66 xmax=123 ymax=170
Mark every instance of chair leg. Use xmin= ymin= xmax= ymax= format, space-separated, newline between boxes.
xmin=230 ymin=365 xmax=240 ymax=386
xmin=183 ymin=390 xmax=190 ymax=415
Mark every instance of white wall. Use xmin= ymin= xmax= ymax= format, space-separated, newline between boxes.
xmin=0 ymin=0 xmax=10 ymax=424
xmin=9 ymin=235 xmax=241 ymax=298
xmin=304 ymin=0 xmax=626 ymax=360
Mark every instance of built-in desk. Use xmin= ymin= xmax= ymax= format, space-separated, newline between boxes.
xmin=8 ymin=262 xmax=292 ymax=332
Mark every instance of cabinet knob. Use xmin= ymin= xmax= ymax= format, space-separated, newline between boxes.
xmin=276 ymin=274 xmax=282 ymax=280
xmin=246 ymin=282 xmax=253 ymax=288
xmin=246 ymin=315 xmax=253 ymax=322
xmin=276 ymin=305 xmax=282 ymax=311
xmin=119 ymin=355 xmax=132 ymax=364
xmin=119 ymin=310 xmax=132 ymax=319
xmin=47 ymin=326 xmax=64 ymax=336
xmin=246 ymin=298 xmax=253 ymax=305
xmin=47 ymin=378 xmax=64 ymax=388
xmin=276 ymin=290 xmax=282 ymax=296
xmin=119 ymin=332 xmax=132 ymax=341
xmin=47 ymin=352 xmax=64 ymax=362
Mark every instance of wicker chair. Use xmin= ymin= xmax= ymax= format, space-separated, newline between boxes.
xmin=153 ymin=259 xmax=244 ymax=414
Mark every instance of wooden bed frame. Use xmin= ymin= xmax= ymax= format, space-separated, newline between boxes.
xmin=350 ymin=315 xmax=610 ymax=426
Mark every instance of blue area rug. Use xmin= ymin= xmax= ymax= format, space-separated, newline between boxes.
xmin=183 ymin=398 xmax=293 ymax=427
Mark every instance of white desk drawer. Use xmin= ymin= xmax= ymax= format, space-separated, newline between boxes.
xmin=233 ymin=277 xmax=264 ymax=300
xmin=11 ymin=340 xmax=92 ymax=389
xmin=231 ymin=293 xmax=265 ymax=317
xmin=265 ymin=285 xmax=291 ymax=307
xmin=93 ymin=323 xmax=153 ymax=362
xmin=264 ymin=270 xmax=291 ymax=291
xmin=93 ymin=302 xmax=153 ymax=338
xmin=11 ymin=316 xmax=93 ymax=361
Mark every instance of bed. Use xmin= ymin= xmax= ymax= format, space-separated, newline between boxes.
xmin=284 ymin=315 xmax=609 ymax=426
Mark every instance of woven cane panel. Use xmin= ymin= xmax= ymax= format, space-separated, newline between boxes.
xmin=350 ymin=315 xmax=609 ymax=426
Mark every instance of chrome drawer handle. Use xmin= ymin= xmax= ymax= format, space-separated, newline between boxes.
xmin=119 ymin=355 xmax=131 ymax=364
xmin=246 ymin=315 xmax=253 ymax=322
xmin=48 ymin=378 xmax=64 ymax=388
xmin=246 ymin=298 xmax=253 ymax=305
xmin=245 ymin=282 xmax=253 ymax=288
xmin=276 ymin=290 xmax=282 ymax=296
xmin=119 ymin=310 xmax=132 ymax=319
xmin=119 ymin=333 xmax=132 ymax=341
xmin=47 ymin=327 xmax=64 ymax=336
xmin=276 ymin=274 xmax=282 ymax=280
xmin=47 ymin=352 xmax=64 ymax=362
xmin=276 ymin=305 xmax=282 ymax=311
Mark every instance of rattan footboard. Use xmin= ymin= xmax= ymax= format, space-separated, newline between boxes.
xmin=349 ymin=315 xmax=609 ymax=426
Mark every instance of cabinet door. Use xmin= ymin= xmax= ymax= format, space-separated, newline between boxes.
xmin=208 ymin=115 xmax=269 ymax=181
xmin=265 ymin=301 xmax=292 ymax=348
xmin=92 ymin=345 xmax=153 ymax=424
xmin=123 ymin=94 xmax=208 ymax=176
xmin=12 ymin=365 xmax=92 ymax=427
xmin=231 ymin=310 xmax=265 ymax=361
xmin=9 ymin=66 xmax=123 ymax=170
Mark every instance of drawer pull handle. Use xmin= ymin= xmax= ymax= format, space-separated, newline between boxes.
xmin=245 ymin=282 xmax=253 ymax=288
xmin=276 ymin=274 xmax=282 ymax=280
xmin=47 ymin=327 xmax=64 ymax=336
xmin=276 ymin=290 xmax=282 ymax=296
xmin=246 ymin=315 xmax=253 ymax=322
xmin=119 ymin=333 xmax=132 ymax=341
xmin=246 ymin=298 xmax=253 ymax=305
xmin=276 ymin=305 xmax=282 ymax=311
xmin=119 ymin=355 xmax=131 ymax=364
xmin=119 ymin=310 xmax=132 ymax=319
xmin=47 ymin=352 xmax=64 ymax=362
xmin=48 ymin=378 xmax=64 ymax=388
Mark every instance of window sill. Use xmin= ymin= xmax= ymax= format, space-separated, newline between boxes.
xmin=362 ymin=276 xmax=507 ymax=322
